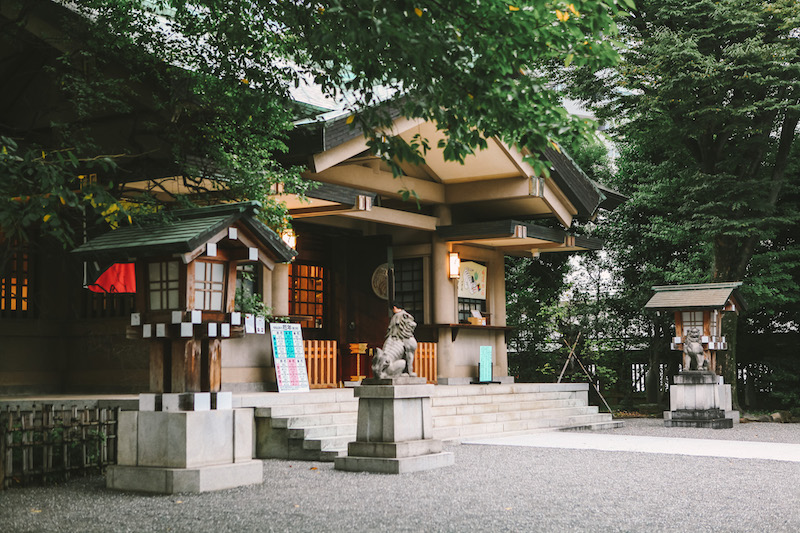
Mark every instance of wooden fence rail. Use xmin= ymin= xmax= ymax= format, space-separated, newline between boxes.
xmin=1 ymin=405 xmax=119 ymax=489
xmin=304 ymin=340 xmax=338 ymax=389
xmin=414 ymin=342 xmax=438 ymax=384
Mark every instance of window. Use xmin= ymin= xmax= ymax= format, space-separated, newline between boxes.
xmin=0 ymin=240 xmax=32 ymax=317
xmin=195 ymin=261 xmax=226 ymax=311
xmin=681 ymin=311 xmax=704 ymax=336
xmin=394 ymin=258 xmax=424 ymax=323
xmin=458 ymin=297 xmax=486 ymax=323
xmin=289 ymin=263 xmax=324 ymax=328
xmin=148 ymin=261 xmax=180 ymax=310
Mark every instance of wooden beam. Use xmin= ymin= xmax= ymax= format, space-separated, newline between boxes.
xmin=338 ymin=206 xmax=438 ymax=231
xmin=446 ymin=176 xmax=536 ymax=204
xmin=305 ymin=164 xmax=446 ymax=204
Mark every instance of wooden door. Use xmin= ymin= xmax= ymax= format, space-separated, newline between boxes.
xmin=343 ymin=235 xmax=391 ymax=380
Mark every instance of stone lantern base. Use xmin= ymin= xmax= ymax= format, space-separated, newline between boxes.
xmin=106 ymin=392 xmax=262 ymax=493
xmin=664 ymin=371 xmax=739 ymax=429
xmin=334 ymin=377 xmax=454 ymax=474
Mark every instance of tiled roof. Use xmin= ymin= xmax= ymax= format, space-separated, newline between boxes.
xmin=644 ymin=283 xmax=746 ymax=311
xmin=71 ymin=202 xmax=296 ymax=263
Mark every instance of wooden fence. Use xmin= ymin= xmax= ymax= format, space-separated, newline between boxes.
xmin=414 ymin=342 xmax=438 ymax=384
xmin=1 ymin=406 xmax=119 ymax=489
xmin=304 ymin=340 xmax=338 ymax=389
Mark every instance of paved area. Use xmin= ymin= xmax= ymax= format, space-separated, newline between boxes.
xmin=3 ymin=418 xmax=800 ymax=532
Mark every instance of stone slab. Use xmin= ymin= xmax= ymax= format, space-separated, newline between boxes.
xmin=664 ymin=418 xmax=734 ymax=429
xmin=356 ymin=397 xmax=433 ymax=442
xmin=139 ymin=393 xmax=162 ymax=412
xmin=136 ymin=410 xmax=234 ymax=468
xmin=673 ymin=371 xmax=719 ymax=385
xmin=333 ymin=452 xmax=454 ymax=474
xmin=347 ymin=439 xmax=443 ymax=459
xmin=355 ymin=384 xmax=435 ymax=399
xmin=212 ymin=392 xmax=233 ymax=410
xmin=361 ymin=377 xmax=427 ymax=386
xmin=163 ymin=393 xmax=211 ymax=412
xmin=106 ymin=460 xmax=263 ymax=494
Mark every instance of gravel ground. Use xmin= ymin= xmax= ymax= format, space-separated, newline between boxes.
xmin=2 ymin=419 xmax=800 ymax=533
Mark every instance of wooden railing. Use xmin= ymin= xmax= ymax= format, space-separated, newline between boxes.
xmin=414 ymin=342 xmax=438 ymax=384
xmin=304 ymin=340 xmax=338 ymax=389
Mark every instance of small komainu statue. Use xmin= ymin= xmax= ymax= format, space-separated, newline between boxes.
xmin=372 ymin=304 xmax=418 ymax=379
xmin=683 ymin=327 xmax=708 ymax=371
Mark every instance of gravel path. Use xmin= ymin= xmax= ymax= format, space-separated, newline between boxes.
xmin=2 ymin=420 xmax=800 ymax=533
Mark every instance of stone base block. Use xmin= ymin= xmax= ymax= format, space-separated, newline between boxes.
xmin=664 ymin=418 xmax=734 ymax=429
xmin=106 ymin=460 xmax=263 ymax=494
xmin=347 ymin=439 xmax=443 ymax=459
xmin=334 ymin=452 xmax=454 ymax=474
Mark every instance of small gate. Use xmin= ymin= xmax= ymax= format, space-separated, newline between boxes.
xmin=304 ymin=340 xmax=338 ymax=388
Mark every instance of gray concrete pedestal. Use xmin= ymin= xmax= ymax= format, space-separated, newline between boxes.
xmin=106 ymin=393 xmax=262 ymax=493
xmin=664 ymin=371 xmax=739 ymax=429
xmin=334 ymin=377 xmax=454 ymax=474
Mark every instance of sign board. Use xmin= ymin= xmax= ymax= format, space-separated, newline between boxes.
xmin=479 ymin=346 xmax=493 ymax=382
xmin=270 ymin=323 xmax=310 ymax=393
xmin=458 ymin=261 xmax=487 ymax=300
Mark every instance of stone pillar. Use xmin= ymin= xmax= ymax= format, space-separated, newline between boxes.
xmin=334 ymin=377 xmax=454 ymax=474
xmin=431 ymin=205 xmax=457 ymax=380
xmin=663 ymin=371 xmax=739 ymax=428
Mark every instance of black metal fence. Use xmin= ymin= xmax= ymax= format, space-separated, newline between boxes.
xmin=1 ymin=405 xmax=119 ymax=489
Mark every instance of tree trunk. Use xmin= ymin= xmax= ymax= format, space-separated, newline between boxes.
xmin=720 ymin=311 xmax=741 ymax=412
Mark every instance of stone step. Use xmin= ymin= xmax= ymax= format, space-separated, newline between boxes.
xmin=235 ymin=388 xmax=356 ymax=409
xmin=269 ymin=411 xmax=359 ymax=429
xmin=559 ymin=420 xmax=624 ymax=432
xmin=430 ymin=391 xmax=581 ymax=407
xmin=433 ymin=406 xmax=599 ymax=428
xmin=288 ymin=422 xmax=357 ymax=440
xmin=254 ymin=400 xmax=358 ymax=418
xmin=433 ymin=413 xmax=614 ymax=441
xmin=431 ymin=383 xmax=589 ymax=398
xmin=301 ymin=434 xmax=356 ymax=452
xmin=431 ymin=398 xmax=584 ymax=417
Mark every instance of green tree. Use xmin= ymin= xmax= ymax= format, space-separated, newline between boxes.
xmin=560 ymin=0 xmax=800 ymax=407
xmin=1 ymin=0 xmax=630 ymax=276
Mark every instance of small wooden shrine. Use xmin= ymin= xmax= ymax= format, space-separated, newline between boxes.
xmin=645 ymin=282 xmax=746 ymax=429
xmin=73 ymin=202 xmax=297 ymax=394
xmin=645 ymin=282 xmax=746 ymax=374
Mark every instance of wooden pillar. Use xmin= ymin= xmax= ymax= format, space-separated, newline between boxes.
xmin=171 ymin=339 xmax=202 ymax=393
xmin=149 ymin=341 xmax=169 ymax=393
xmin=431 ymin=206 xmax=456 ymax=379
xmin=201 ymin=338 xmax=223 ymax=392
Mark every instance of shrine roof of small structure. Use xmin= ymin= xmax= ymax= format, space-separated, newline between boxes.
xmin=71 ymin=202 xmax=297 ymax=263
xmin=644 ymin=282 xmax=747 ymax=312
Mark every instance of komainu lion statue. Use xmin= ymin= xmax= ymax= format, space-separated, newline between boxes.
xmin=372 ymin=305 xmax=418 ymax=379
xmin=683 ymin=327 xmax=707 ymax=371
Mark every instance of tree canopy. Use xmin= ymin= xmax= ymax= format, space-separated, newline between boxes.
xmin=1 ymin=0 xmax=630 ymax=268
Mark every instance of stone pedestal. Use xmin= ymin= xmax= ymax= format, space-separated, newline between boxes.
xmin=664 ymin=371 xmax=739 ymax=429
xmin=106 ymin=392 xmax=262 ymax=493
xmin=334 ymin=377 xmax=454 ymax=474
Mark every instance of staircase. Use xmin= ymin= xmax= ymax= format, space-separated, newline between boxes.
xmin=249 ymin=383 xmax=621 ymax=462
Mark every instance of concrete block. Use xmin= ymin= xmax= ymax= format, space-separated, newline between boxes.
xmin=117 ymin=411 xmax=139 ymax=466
xmin=139 ymin=394 xmax=161 ymax=412
xmin=355 ymin=384 xmax=434 ymax=399
xmin=163 ymin=393 xmax=211 ymax=412
xmin=136 ymin=411 xmax=234 ymax=468
xmin=106 ymin=461 xmax=263 ymax=494
xmin=346 ymin=439 xmax=443 ymax=459
xmin=234 ymin=409 xmax=254 ymax=462
xmin=334 ymin=452 xmax=454 ymax=474
xmin=212 ymin=392 xmax=233 ymax=410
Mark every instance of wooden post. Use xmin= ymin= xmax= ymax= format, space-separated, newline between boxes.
xmin=201 ymin=338 xmax=222 ymax=392
xmin=149 ymin=341 xmax=167 ymax=393
xmin=171 ymin=339 xmax=202 ymax=392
